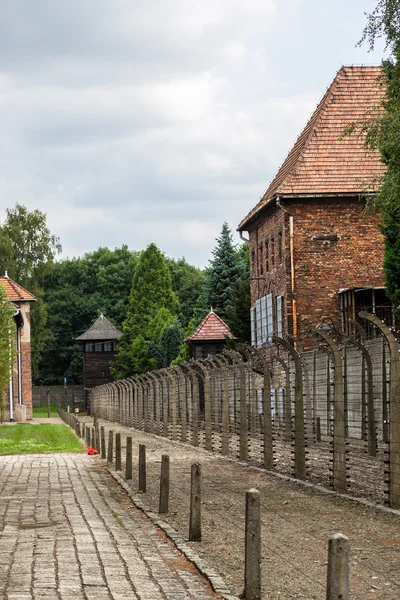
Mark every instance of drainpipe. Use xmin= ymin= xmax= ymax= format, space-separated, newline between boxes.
xmin=9 ymin=331 xmax=14 ymax=421
xmin=17 ymin=325 xmax=22 ymax=405
xmin=239 ymin=231 xmax=249 ymax=244
xmin=276 ymin=196 xmax=297 ymax=339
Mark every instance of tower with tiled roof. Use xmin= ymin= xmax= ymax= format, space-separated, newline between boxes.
xmin=185 ymin=311 xmax=234 ymax=359
xmin=0 ymin=275 xmax=36 ymax=421
xmin=76 ymin=314 xmax=122 ymax=408
xmin=238 ymin=66 xmax=389 ymax=345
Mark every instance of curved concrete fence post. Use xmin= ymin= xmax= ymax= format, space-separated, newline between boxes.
xmin=213 ymin=355 xmax=231 ymax=456
xmin=309 ymin=328 xmax=346 ymax=493
xmin=148 ymin=372 xmax=161 ymax=436
xmin=287 ymin=334 xmax=314 ymax=444
xmin=164 ymin=369 xmax=178 ymax=441
xmin=272 ymin=336 xmax=306 ymax=481
xmin=345 ymin=319 xmax=377 ymax=457
xmin=242 ymin=344 xmax=273 ymax=471
xmin=182 ymin=363 xmax=200 ymax=447
xmin=224 ymin=350 xmax=248 ymax=462
xmin=192 ymin=360 xmax=212 ymax=451
xmin=271 ymin=354 xmax=291 ymax=443
xmin=359 ymin=311 xmax=400 ymax=509
xmin=172 ymin=366 xmax=187 ymax=443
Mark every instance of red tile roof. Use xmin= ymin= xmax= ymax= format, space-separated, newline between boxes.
xmin=239 ymin=66 xmax=386 ymax=230
xmin=185 ymin=311 xmax=234 ymax=342
xmin=0 ymin=276 xmax=36 ymax=302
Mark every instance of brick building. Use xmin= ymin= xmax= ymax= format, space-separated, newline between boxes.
xmin=185 ymin=311 xmax=234 ymax=359
xmin=237 ymin=66 xmax=387 ymax=346
xmin=76 ymin=314 xmax=122 ymax=407
xmin=0 ymin=275 xmax=36 ymax=421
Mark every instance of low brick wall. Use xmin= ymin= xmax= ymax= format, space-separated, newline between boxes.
xmin=32 ymin=385 xmax=86 ymax=412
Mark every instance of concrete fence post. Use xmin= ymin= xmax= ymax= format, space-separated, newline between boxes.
xmin=326 ymin=533 xmax=349 ymax=600
xmin=273 ymin=336 xmax=306 ymax=480
xmin=107 ymin=430 xmax=114 ymax=464
xmin=125 ymin=436 xmax=133 ymax=480
xmin=100 ymin=426 xmax=106 ymax=459
xmin=224 ymin=351 xmax=248 ymax=462
xmin=310 ymin=328 xmax=346 ymax=493
xmin=189 ymin=463 xmax=201 ymax=541
xmin=360 ymin=311 xmax=400 ymax=509
xmin=159 ymin=454 xmax=170 ymax=514
xmin=139 ymin=444 xmax=146 ymax=493
xmin=86 ymin=426 xmax=90 ymax=447
xmin=317 ymin=417 xmax=321 ymax=442
xmin=115 ymin=433 xmax=121 ymax=471
xmin=244 ymin=488 xmax=261 ymax=600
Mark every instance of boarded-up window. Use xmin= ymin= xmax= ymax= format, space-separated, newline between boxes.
xmin=265 ymin=240 xmax=269 ymax=272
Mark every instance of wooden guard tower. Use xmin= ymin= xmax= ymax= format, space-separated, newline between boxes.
xmin=76 ymin=314 xmax=122 ymax=408
xmin=185 ymin=311 xmax=234 ymax=359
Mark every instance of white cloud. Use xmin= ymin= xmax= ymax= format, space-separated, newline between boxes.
xmin=0 ymin=0 xmax=386 ymax=267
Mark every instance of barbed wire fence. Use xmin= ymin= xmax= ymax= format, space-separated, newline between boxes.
xmin=88 ymin=311 xmax=400 ymax=510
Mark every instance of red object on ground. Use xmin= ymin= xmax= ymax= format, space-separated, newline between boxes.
xmin=87 ymin=446 xmax=99 ymax=455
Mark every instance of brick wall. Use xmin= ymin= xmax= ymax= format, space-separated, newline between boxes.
xmin=248 ymin=196 xmax=385 ymax=343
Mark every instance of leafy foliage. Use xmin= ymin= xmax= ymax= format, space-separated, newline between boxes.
xmin=207 ymin=222 xmax=241 ymax=320
xmin=39 ymin=246 xmax=139 ymax=384
xmin=166 ymin=257 xmax=206 ymax=327
xmin=114 ymin=244 xmax=179 ymax=377
xmin=357 ymin=1 xmax=400 ymax=311
xmin=0 ymin=204 xmax=61 ymax=378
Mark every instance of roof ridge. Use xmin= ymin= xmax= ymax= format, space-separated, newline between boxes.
xmin=0 ymin=276 xmax=36 ymax=302
xmin=238 ymin=65 xmax=385 ymax=230
xmin=257 ymin=67 xmax=343 ymax=207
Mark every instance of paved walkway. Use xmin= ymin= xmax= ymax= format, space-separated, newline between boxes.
xmin=0 ymin=454 xmax=220 ymax=600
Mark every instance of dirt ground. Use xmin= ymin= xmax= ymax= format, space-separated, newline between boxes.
xmin=83 ymin=417 xmax=400 ymax=600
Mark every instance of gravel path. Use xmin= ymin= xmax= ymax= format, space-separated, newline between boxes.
xmin=87 ymin=417 xmax=400 ymax=600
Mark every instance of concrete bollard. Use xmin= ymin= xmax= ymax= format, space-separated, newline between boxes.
xmin=107 ymin=430 xmax=114 ymax=464
xmin=189 ymin=463 xmax=201 ymax=541
xmin=91 ymin=427 xmax=95 ymax=449
xmin=139 ymin=444 xmax=146 ymax=493
xmin=100 ymin=426 xmax=106 ymax=459
xmin=317 ymin=416 xmax=321 ymax=442
xmin=85 ymin=426 xmax=90 ymax=447
xmin=159 ymin=455 xmax=170 ymax=514
xmin=115 ymin=433 xmax=121 ymax=471
xmin=244 ymin=488 xmax=261 ymax=600
xmin=326 ymin=533 xmax=349 ymax=600
xmin=125 ymin=437 xmax=133 ymax=480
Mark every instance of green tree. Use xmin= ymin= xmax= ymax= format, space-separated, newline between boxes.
xmin=226 ymin=244 xmax=251 ymax=342
xmin=0 ymin=285 xmax=16 ymax=422
xmin=207 ymin=223 xmax=240 ymax=320
xmin=114 ymin=243 xmax=179 ymax=377
xmin=0 ymin=204 xmax=61 ymax=378
xmin=356 ymin=1 xmax=400 ymax=310
xmin=39 ymin=246 xmax=139 ymax=384
xmin=166 ymin=257 xmax=206 ymax=327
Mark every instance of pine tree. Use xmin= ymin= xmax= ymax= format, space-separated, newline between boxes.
xmin=226 ymin=244 xmax=251 ymax=342
xmin=114 ymin=243 xmax=179 ymax=377
xmin=207 ymin=223 xmax=240 ymax=320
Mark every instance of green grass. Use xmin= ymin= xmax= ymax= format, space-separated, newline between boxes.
xmin=0 ymin=424 xmax=84 ymax=455
xmin=32 ymin=404 xmax=59 ymax=418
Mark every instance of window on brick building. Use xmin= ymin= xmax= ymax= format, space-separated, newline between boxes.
xmin=264 ymin=240 xmax=269 ymax=272
xmin=276 ymin=295 xmax=283 ymax=336
xmin=270 ymin=237 xmax=275 ymax=268
xmin=251 ymin=250 xmax=256 ymax=277
xmin=250 ymin=293 xmax=274 ymax=347
xmin=259 ymin=245 xmax=264 ymax=276
xmin=278 ymin=231 xmax=283 ymax=263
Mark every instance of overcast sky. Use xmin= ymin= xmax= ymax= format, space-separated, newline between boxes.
xmin=0 ymin=1 xmax=386 ymax=267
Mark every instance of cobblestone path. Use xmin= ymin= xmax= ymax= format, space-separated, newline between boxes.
xmin=0 ymin=454 xmax=221 ymax=600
